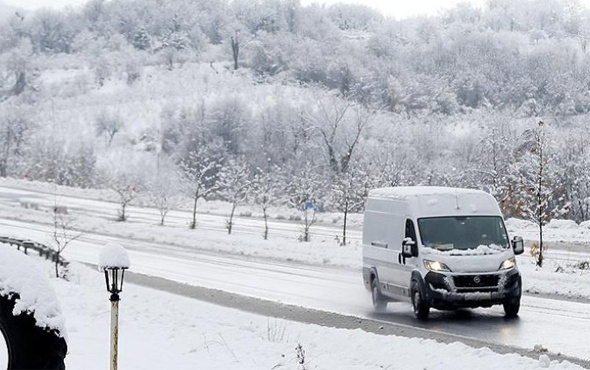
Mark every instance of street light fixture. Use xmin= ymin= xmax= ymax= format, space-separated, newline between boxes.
xmin=99 ymin=243 xmax=130 ymax=370
xmin=104 ymin=266 xmax=126 ymax=299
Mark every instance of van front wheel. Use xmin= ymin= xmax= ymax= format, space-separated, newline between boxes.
xmin=503 ymin=277 xmax=521 ymax=318
xmin=411 ymin=280 xmax=430 ymax=320
xmin=503 ymin=299 xmax=520 ymax=318
xmin=371 ymin=279 xmax=387 ymax=311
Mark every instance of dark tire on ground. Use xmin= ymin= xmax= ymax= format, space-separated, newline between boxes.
xmin=371 ymin=278 xmax=387 ymax=311
xmin=411 ymin=279 xmax=430 ymax=320
xmin=503 ymin=299 xmax=520 ymax=318
xmin=0 ymin=293 xmax=67 ymax=370
xmin=503 ymin=276 xmax=522 ymax=318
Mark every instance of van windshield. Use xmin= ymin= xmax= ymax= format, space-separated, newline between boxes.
xmin=418 ymin=216 xmax=509 ymax=251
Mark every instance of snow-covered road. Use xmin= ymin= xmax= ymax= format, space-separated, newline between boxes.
xmin=1 ymin=217 xmax=589 ymax=362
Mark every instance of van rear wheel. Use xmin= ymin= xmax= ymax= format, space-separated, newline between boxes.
xmin=411 ymin=280 xmax=430 ymax=320
xmin=371 ymin=279 xmax=387 ymax=311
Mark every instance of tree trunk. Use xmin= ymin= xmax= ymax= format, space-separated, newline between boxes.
xmin=13 ymin=71 xmax=26 ymax=95
xmin=228 ymin=202 xmax=237 ymax=234
xmin=263 ymin=207 xmax=268 ymax=240
xmin=231 ymin=35 xmax=239 ymax=70
xmin=119 ymin=203 xmax=126 ymax=221
xmin=190 ymin=193 xmax=198 ymax=229
xmin=303 ymin=209 xmax=310 ymax=242
xmin=54 ymin=256 xmax=59 ymax=278
xmin=538 ymin=224 xmax=544 ymax=267
xmin=342 ymin=207 xmax=348 ymax=246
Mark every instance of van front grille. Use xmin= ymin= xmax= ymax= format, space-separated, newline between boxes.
xmin=453 ymin=274 xmax=499 ymax=289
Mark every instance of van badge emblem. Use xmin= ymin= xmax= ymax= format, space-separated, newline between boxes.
xmin=473 ymin=276 xmax=481 ymax=284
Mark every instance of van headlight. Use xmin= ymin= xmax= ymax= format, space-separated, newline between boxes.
xmin=423 ymin=259 xmax=452 ymax=272
xmin=499 ymin=257 xmax=516 ymax=271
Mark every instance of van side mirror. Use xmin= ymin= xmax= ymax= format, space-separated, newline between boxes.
xmin=402 ymin=237 xmax=417 ymax=258
xmin=512 ymin=236 xmax=524 ymax=255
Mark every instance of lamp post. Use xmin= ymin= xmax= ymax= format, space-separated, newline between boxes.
xmin=99 ymin=243 xmax=130 ymax=370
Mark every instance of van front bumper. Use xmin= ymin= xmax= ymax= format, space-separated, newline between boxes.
xmin=424 ymin=268 xmax=521 ymax=310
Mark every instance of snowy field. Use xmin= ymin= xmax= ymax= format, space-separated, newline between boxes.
xmin=0 ymin=259 xmax=584 ymax=370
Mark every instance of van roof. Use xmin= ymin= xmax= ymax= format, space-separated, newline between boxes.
xmin=368 ymin=186 xmax=500 ymax=217
xmin=369 ymin=186 xmax=487 ymax=199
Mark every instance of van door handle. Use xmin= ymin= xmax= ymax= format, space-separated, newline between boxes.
xmin=371 ymin=241 xmax=388 ymax=248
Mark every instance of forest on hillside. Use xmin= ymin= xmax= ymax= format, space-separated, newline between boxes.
xmin=1 ymin=0 xmax=590 ymax=231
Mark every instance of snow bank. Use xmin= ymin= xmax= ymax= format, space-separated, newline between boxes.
xmin=546 ymin=219 xmax=578 ymax=229
xmin=0 ymin=247 xmax=66 ymax=336
xmin=98 ymin=243 xmax=130 ymax=270
xmin=504 ymin=218 xmax=537 ymax=231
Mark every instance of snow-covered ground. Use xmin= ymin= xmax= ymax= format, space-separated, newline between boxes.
xmin=1 ymin=179 xmax=590 ymax=368
xmin=0 ymin=259 xmax=584 ymax=369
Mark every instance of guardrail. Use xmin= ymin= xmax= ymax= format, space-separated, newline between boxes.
xmin=0 ymin=236 xmax=69 ymax=267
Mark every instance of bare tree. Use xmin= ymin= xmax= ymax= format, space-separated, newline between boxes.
xmin=113 ymin=182 xmax=138 ymax=222
xmin=251 ymin=168 xmax=280 ymax=240
xmin=331 ymin=164 xmax=372 ymax=245
xmin=102 ymin=165 xmax=142 ymax=222
xmin=50 ymin=205 xmax=81 ymax=278
xmin=218 ymin=157 xmax=251 ymax=235
xmin=304 ymin=96 xmax=370 ymax=174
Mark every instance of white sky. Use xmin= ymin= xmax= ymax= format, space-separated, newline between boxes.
xmin=3 ymin=0 xmax=590 ymax=19
xmin=0 ymin=0 xmax=506 ymax=18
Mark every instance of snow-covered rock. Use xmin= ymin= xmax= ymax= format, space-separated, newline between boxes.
xmin=0 ymin=247 xmax=66 ymax=336
xmin=539 ymin=354 xmax=551 ymax=368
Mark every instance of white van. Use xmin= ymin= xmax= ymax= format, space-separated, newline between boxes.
xmin=362 ymin=186 xmax=524 ymax=319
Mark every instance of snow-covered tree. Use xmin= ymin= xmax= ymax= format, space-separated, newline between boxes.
xmin=473 ymin=119 xmax=516 ymax=208
xmin=287 ymin=163 xmax=325 ymax=242
xmin=552 ymin=128 xmax=590 ymax=222
xmin=148 ymin=158 xmax=180 ymax=226
xmin=217 ymin=156 xmax=252 ymax=235
xmin=179 ymin=146 xmax=221 ymax=229
xmin=94 ymin=110 xmax=124 ymax=147
xmin=0 ymin=101 xmax=32 ymax=177
xmin=100 ymin=156 xmax=145 ymax=222
xmin=251 ymin=167 xmax=281 ymax=240
xmin=507 ymin=121 xmax=568 ymax=267
xmin=111 ymin=177 xmax=139 ymax=222
xmin=331 ymin=163 xmax=372 ymax=245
